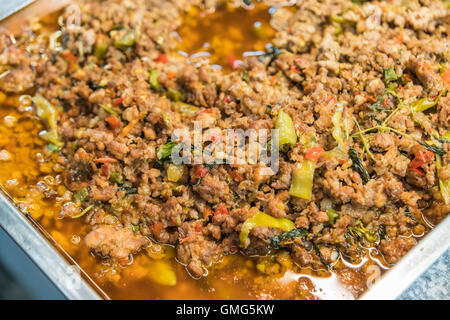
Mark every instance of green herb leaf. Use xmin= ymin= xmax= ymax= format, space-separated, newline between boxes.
xmin=416 ymin=141 xmax=445 ymax=156
xmin=313 ymin=243 xmax=331 ymax=268
xmin=114 ymin=30 xmax=136 ymax=49
xmin=119 ymin=186 xmax=138 ymax=195
xmin=349 ymin=148 xmax=370 ymax=184
xmin=157 ymin=140 xmax=178 ymax=160
xmin=269 ymin=228 xmax=308 ymax=247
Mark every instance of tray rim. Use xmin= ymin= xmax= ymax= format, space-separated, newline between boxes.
xmin=0 ymin=191 xmax=104 ymax=300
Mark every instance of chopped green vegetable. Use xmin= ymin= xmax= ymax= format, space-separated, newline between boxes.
xmin=289 ymin=160 xmax=315 ymax=199
xmin=114 ymin=30 xmax=136 ymax=49
xmin=99 ymin=104 xmax=118 ymax=116
xmin=349 ymin=148 xmax=370 ymax=184
xmin=321 ymin=146 xmax=349 ymax=161
xmin=384 ymin=67 xmax=398 ymax=82
xmin=330 ymin=14 xmax=351 ymax=24
xmin=166 ymin=88 xmax=183 ymax=102
xmin=239 ymin=211 xmax=295 ymax=247
xmin=32 ymin=95 xmax=64 ymax=148
xmin=149 ymin=69 xmax=159 ymax=90
xmin=275 ymin=110 xmax=297 ymax=150
xmin=326 ymin=209 xmax=339 ymax=225
xmin=411 ymin=96 xmax=439 ymax=113
xmin=242 ymin=70 xmax=250 ymax=83
xmin=109 ymin=172 xmax=123 ymax=184
xmin=331 ymin=102 xmax=350 ymax=152
xmin=157 ymin=140 xmax=178 ymax=160
xmin=47 ymin=143 xmax=62 ymax=152
xmin=71 ymin=204 xmax=94 ymax=219
xmin=436 ymin=155 xmax=450 ymax=205
xmin=347 ymin=219 xmax=378 ymax=243
xmin=71 ymin=140 xmax=78 ymax=152
xmin=269 ymin=228 xmax=308 ymax=247
xmin=177 ymin=102 xmax=199 ymax=115
xmin=93 ymin=43 xmax=108 ymax=59
xmin=74 ymin=187 xmax=89 ymax=203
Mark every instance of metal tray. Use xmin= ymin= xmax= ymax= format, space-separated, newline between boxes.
xmin=0 ymin=0 xmax=449 ymax=300
xmin=0 ymin=191 xmax=104 ymax=300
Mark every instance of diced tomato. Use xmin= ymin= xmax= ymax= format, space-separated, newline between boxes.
xmin=223 ymin=96 xmax=231 ymax=103
xmin=229 ymin=170 xmax=244 ymax=182
xmin=365 ymin=95 xmax=377 ymax=103
xmin=227 ymin=55 xmax=242 ymax=69
xmin=209 ymin=132 xmax=222 ymax=142
xmin=443 ymin=68 xmax=450 ymax=92
xmin=154 ymin=53 xmax=168 ymax=63
xmin=118 ymin=257 xmax=130 ymax=266
xmin=167 ymin=71 xmax=177 ymax=78
xmin=293 ymin=121 xmax=303 ymax=131
xmin=195 ymin=221 xmax=203 ymax=234
xmin=201 ymin=108 xmax=213 ymax=114
xmin=105 ymin=116 xmax=121 ymax=129
xmin=61 ymin=51 xmax=78 ymax=62
xmin=328 ymin=96 xmax=336 ymax=106
xmin=410 ymin=150 xmax=434 ymax=170
xmin=305 ymin=147 xmax=325 ymax=161
xmin=410 ymin=167 xmax=425 ymax=176
xmin=290 ymin=66 xmax=300 ymax=73
xmin=294 ymin=56 xmax=302 ymax=64
xmin=113 ymin=97 xmax=124 ymax=105
xmin=194 ymin=165 xmax=209 ymax=179
xmin=214 ymin=203 xmax=228 ymax=216
xmin=269 ymin=75 xmax=277 ymax=85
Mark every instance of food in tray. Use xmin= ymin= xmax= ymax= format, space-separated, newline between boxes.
xmin=0 ymin=0 xmax=449 ymax=299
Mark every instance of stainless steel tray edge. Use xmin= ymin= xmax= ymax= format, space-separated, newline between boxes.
xmin=0 ymin=191 xmax=102 ymax=300
xmin=0 ymin=0 xmax=35 ymax=21
xmin=361 ymin=215 xmax=450 ymax=300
